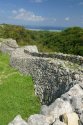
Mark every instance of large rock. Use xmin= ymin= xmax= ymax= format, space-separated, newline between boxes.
xmin=60 ymin=112 xmax=79 ymax=125
xmin=27 ymin=114 xmax=49 ymax=125
xmin=40 ymin=98 xmax=73 ymax=120
xmin=24 ymin=45 xmax=38 ymax=53
xmin=61 ymin=84 xmax=83 ymax=102
xmin=40 ymin=105 xmax=49 ymax=115
xmin=8 ymin=115 xmax=28 ymax=125
xmin=61 ymin=84 xmax=83 ymax=115
xmin=0 ymin=38 xmax=18 ymax=54
xmin=0 ymin=38 xmax=18 ymax=48
xmin=71 ymin=95 xmax=83 ymax=112
xmin=49 ymin=99 xmax=73 ymax=119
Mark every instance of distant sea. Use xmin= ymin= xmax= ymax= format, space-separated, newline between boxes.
xmin=24 ymin=25 xmax=66 ymax=32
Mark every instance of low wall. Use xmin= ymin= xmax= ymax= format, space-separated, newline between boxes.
xmin=24 ymin=50 xmax=83 ymax=66
xmin=10 ymin=48 xmax=83 ymax=105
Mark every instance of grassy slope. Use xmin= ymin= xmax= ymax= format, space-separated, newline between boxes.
xmin=0 ymin=52 xmax=40 ymax=125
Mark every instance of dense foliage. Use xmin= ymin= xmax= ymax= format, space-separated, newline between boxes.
xmin=0 ymin=24 xmax=83 ymax=56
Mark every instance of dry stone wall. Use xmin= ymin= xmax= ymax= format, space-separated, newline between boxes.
xmin=10 ymin=47 xmax=83 ymax=105
xmin=25 ymin=51 xmax=83 ymax=66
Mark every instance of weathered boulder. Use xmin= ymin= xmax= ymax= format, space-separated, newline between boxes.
xmin=40 ymin=105 xmax=49 ymax=115
xmin=61 ymin=84 xmax=83 ymax=102
xmin=27 ymin=114 xmax=49 ymax=125
xmin=61 ymin=84 xmax=83 ymax=116
xmin=71 ymin=95 xmax=83 ymax=112
xmin=8 ymin=115 xmax=28 ymax=125
xmin=40 ymin=98 xmax=73 ymax=120
xmin=24 ymin=45 xmax=38 ymax=53
xmin=0 ymin=38 xmax=18 ymax=48
xmin=0 ymin=38 xmax=18 ymax=54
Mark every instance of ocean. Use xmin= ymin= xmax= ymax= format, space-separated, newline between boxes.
xmin=24 ymin=25 xmax=66 ymax=32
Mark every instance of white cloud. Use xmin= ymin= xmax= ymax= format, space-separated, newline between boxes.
xmin=65 ymin=17 xmax=70 ymax=21
xmin=79 ymin=2 xmax=83 ymax=5
xmin=12 ymin=10 xmax=17 ymax=14
xmin=31 ymin=0 xmax=43 ymax=3
xmin=12 ymin=8 xmax=45 ymax=22
xmin=53 ymin=18 xmax=56 ymax=22
xmin=30 ymin=0 xmax=48 ymax=3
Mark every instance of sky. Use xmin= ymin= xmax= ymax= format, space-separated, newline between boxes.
xmin=0 ymin=0 xmax=83 ymax=27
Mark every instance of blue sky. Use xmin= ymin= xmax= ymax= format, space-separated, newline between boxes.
xmin=0 ymin=0 xmax=83 ymax=27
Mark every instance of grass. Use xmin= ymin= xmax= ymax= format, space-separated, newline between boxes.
xmin=0 ymin=52 xmax=40 ymax=125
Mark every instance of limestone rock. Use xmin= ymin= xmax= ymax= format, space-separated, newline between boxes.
xmin=40 ymin=98 xmax=73 ymax=122
xmin=61 ymin=84 xmax=83 ymax=115
xmin=60 ymin=112 xmax=79 ymax=125
xmin=40 ymin=105 xmax=49 ymax=115
xmin=8 ymin=115 xmax=28 ymax=125
xmin=27 ymin=114 xmax=49 ymax=125
xmin=1 ymin=38 xmax=18 ymax=48
xmin=71 ymin=95 xmax=83 ymax=112
xmin=24 ymin=45 xmax=38 ymax=53
xmin=0 ymin=38 xmax=18 ymax=54
xmin=48 ymin=98 xmax=73 ymax=119
xmin=61 ymin=84 xmax=83 ymax=102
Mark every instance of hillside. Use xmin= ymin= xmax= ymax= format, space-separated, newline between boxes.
xmin=0 ymin=24 xmax=83 ymax=56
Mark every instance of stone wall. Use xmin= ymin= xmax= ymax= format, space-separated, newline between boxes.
xmin=24 ymin=51 xmax=83 ymax=66
xmin=10 ymin=48 xmax=83 ymax=105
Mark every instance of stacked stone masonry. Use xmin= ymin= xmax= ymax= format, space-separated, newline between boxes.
xmin=10 ymin=47 xmax=83 ymax=105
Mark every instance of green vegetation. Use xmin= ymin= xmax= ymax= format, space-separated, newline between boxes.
xmin=0 ymin=52 xmax=40 ymax=125
xmin=0 ymin=24 xmax=83 ymax=56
